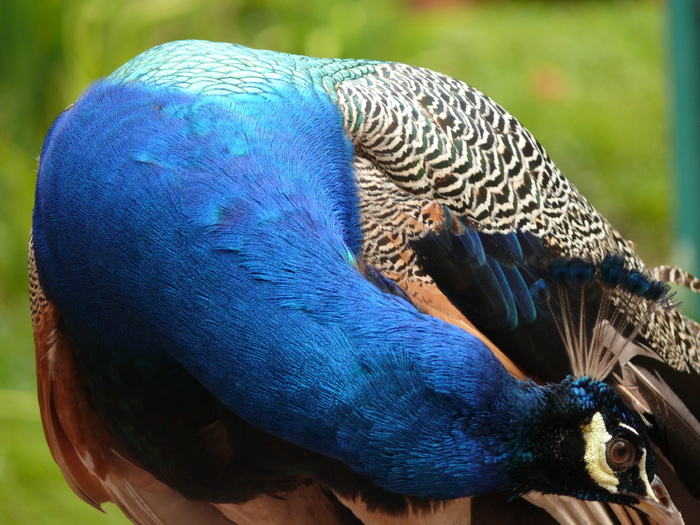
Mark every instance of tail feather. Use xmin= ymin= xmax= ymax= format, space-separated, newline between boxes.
xmin=624 ymin=357 xmax=700 ymax=499
xmin=522 ymin=493 xmax=652 ymax=525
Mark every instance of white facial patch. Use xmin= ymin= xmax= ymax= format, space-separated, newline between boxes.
xmin=619 ymin=422 xmax=639 ymax=436
xmin=637 ymin=449 xmax=657 ymax=503
xmin=581 ymin=412 xmax=618 ymax=492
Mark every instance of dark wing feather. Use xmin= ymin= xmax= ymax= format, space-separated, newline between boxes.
xmin=618 ymin=340 xmax=700 ymax=499
xmin=410 ymin=223 xmax=572 ymax=382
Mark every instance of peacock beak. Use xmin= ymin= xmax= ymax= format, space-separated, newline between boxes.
xmin=632 ymin=475 xmax=684 ymax=525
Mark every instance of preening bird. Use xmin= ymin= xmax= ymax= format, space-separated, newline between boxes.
xmin=30 ymin=40 xmax=700 ymax=525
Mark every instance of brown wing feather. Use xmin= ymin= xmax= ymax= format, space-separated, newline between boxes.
xmin=31 ymin=233 xmax=112 ymax=508
xmin=336 ymin=495 xmax=472 ymax=525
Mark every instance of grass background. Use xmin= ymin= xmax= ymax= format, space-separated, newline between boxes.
xmin=0 ymin=1 xmax=680 ymax=523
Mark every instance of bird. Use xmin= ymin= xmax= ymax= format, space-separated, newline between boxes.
xmin=29 ymin=39 xmax=700 ymax=525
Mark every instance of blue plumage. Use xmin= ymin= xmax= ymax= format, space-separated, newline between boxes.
xmin=30 ymin=40 xmax=694 ymax=524
xmin=34 ymin=77 xmax=544 ymax=500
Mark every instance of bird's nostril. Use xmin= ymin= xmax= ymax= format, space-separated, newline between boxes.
xmin=653 ymin=482 xmax=671 ymax=508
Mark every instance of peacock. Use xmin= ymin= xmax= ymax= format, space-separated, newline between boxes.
xmin=30 ymin=40 xmax=700 ymax=525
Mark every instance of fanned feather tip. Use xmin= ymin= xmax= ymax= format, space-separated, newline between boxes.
xmin=530 ymin=254 xmax=677 ymax=380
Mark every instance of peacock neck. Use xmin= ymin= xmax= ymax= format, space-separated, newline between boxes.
xmin=34 ymin=76 xmax=552 ymax=501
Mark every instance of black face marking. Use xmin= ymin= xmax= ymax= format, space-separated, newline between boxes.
xmin=558 ymin=430 xmax=586 ymax=465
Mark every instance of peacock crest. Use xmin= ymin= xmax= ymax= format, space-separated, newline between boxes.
xmin=531 ymin=254 xmax=677 ymax=381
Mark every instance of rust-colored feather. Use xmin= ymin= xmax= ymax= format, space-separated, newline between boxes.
xmin=31 ymin=235 xmax=111 ymax=508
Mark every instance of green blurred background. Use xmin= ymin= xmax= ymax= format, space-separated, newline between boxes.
xmin=0 ymin=0 xmax=681 ymax=523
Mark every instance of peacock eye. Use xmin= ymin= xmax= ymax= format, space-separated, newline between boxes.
xmin=606 ymin=437 xmax=639 ymax=471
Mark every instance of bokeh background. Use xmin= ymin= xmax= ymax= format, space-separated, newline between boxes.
xmin=0 ymin=0 xmax=689 ymax=523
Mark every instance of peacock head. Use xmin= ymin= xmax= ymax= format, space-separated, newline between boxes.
xmin=515 ymin=376 xmax=681 ymax=523
xmin=503 ymin=255 xmax=682 ymax=523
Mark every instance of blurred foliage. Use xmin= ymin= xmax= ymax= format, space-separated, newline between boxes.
xmin=0 ymin=390 xmax=129 ymax=524
xmin=0 ymin=0 xmax=669 ymax=523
